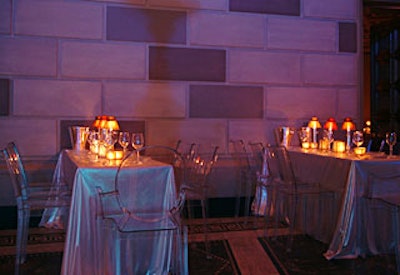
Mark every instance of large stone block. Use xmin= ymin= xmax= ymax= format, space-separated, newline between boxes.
xmin=149 ymin=0 xmax=226 ymax=10
xmin=338 ymin=88 xmax=359 ymax=120
xmin=86 ymin=0 xmax=145 ymax=3
xmin=268 ymin=17 xmax=336 ymax=52
xmin=230 ymin=0 xmax=300 ymax=16
xmin=266 ymin=87 xmax=337 ymax=120
xmin=339 ymin=22 xmax=357 ymax=53
xmin=0 ymin=119 xmax=57 ymax=156
xmin=0 ymin=0 xmax=11 ymax=34
xmin=0 ymin=37 xmax=56 ymax=76
xmin=104 ymin=82 xmax=186 ymax=118
xmin=303 ymin=54 xmax=357 ymax=85
xmin=61 ymin=41 xmax=146 ymax=79
xmin=229 ymin=120 xmax=270 ymax=144
xmin=189 ymin=85 xmax=264 ymax=119
xmin=146 ymin=119 xmax=227 ymax=152
xmin=13 ymin=79 xmax=102 ymax=116
xmin=15 ymin=0 xmax=102 ymax=39
xmin=189 ymin=11 xmax=265 ymax=48
xmin=0 ymin=79 xmax=10 ymax=116
xmin=229 ymin=50 xmax=301 ymax=84
xmin=304 ymin=0 xmax=357 ymax=19
xmin=149 ymin=47 xmax=226 ymax=81
xmin=107 ymin=6 xmax=186 ymax=44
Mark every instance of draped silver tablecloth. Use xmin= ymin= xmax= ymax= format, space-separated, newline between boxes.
xmin=288 ymin=148 xmax=400 ymax=260
xmin=41 ymin=150 xmax=177 ymax=275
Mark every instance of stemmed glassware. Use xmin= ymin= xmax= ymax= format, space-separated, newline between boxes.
xmin=132 ymin=133 xmax=144 ymax=164
xmin=386 ymin=131 xmax=397 ymax=157
xmin=118 ymin=131 xmax=131 ymax=154
xmin=87 ymin=130 xmax=100 ymax=161
xmin=352 ymin=131 xmax=364 ymax=148
xmin=322 ymin=129 xmax=334 ymax=151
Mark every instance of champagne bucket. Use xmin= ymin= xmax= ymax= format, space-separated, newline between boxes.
xmin=274 ymin=127 xmax=295 ymax=147
xmin=69 ymin=126 xmax=89 ymax=151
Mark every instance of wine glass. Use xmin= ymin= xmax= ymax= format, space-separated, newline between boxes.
xmin=322 ymin=129 xmax=334 ymax=151
xmin=132 ymin=133 xmax=144 ymax=164
xmin=386 ymin=132 xmax=397 ymax=157
xmin=352 ymin=131 xmax=364 ymax=148
xmin=118 ymin=131 xmax=131 ymax=154
xmin=87 ymin=130 xmax=100 ymax=160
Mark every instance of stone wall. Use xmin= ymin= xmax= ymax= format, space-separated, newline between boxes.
xmin=0 ymin=0 xmax=361 ymax=204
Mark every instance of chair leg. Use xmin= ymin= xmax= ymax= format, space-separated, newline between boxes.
xmin=15 ymin=208 xmax=30 ymax=275
xmin=393 ymin=208 xmax=400 ymax=274
xmin=200 ymin=199 xmax=211 ymax=259
xmin=243 ymin=174 xmax=252 ymax=225
xmin=286 ymin=194 xmax=297 ymax=252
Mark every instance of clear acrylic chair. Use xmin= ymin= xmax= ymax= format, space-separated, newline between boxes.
xmin=177 ymin=143 xmax=219 ymax=259
xmin=364 ymin=171 xmax=400 ymax=274
xmin=266 ymin=145 xmax=336 ymax=251
xmin=96 ymin=145 xmax=188 ymax=274
xmin=229 ymin=140 xmax=254 ymax=222
xmin=2 ymin=142 xmax=71 ymax=275
xmin=247 ymin=141 xmax=274 ymax=229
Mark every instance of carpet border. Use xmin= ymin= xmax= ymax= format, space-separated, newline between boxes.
xmin=257 ymin=237 xmax=289 ymax=275
xmin=222 ymin=239 xmax=242 ymax=275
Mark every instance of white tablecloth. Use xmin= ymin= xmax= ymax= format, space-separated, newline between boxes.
xmin=41 ymin=150 xmax=177 ymax=275
xmin=288 ymin=148 xmax=400 ymax=260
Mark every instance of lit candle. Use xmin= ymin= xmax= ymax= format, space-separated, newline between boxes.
xmin=310 ymin=142 xmax=318 ymax=149
xmin=98 ymin=144 xmax=107 ymax=158
xmin=333 ymin=141 xmax=346 ymax=153
xmin=354 ymin=147 xmax=366 ymax=155
xmin=301 ymin=142 xmax=310 ymax=149
xmin=106 ymin=150 xmax=124 ymax=160
xmin=319 ymin=139 xmax=329 ymax=150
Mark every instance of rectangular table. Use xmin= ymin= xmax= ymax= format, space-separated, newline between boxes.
xmin=41 ymin=150 xmax=177 ymax=274
xmin=288 ymin=147 xmax=400 ymax=260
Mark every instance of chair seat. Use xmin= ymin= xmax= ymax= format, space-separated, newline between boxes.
xmin=180 ymin=184 xmax=207 ymax=200
xmin=372 ymin=195 xmax=400 ymax=207
xmin=2 ymin=141 xmax=72 ymax=275
xmin=104 ymin=212 xmax=179 ymax=232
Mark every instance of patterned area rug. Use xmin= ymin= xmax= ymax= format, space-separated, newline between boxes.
xmin=0 ymin=224 xmax=242 ymax=275
xmin=258 ymin=235 xmax=397 ymax=275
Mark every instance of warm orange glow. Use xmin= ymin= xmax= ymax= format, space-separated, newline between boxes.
xmin=342 ymin=117 xmax=355 ymax=131
xmin=92 ymin=115 xmax=120 ymax=131
xmin=333 ymin=141 xmax=346 ymax=153
xmin=308 ymin=116 xmax=321 ymax=129
xmin=104 ymin=116 xmax=120 ymax=131
xmin=92 ymin=116 xmax=102 ymax=129
xmin=106 ymin=150 xmax=124 ymax=160
xmin=324 ymin=117 xmax=338 ymax=131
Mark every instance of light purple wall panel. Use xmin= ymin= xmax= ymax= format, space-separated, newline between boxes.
xmin=229 ymin=50 xmax=301 ymax=84
xmin=0 ymin=37 xmax=57 ymax=76
xmin=107 ymin=6 xmax=186 ymax=44
xmin=303 ymin=54 xmax=357 ymax=85
xmin=15 ymin=0 xmax=103 ymax=39
xmin=268 ymin=17 xmax=336 ymax=52
xmin=104 ymin=82 xmax=186 ymax=118
xmin=13 ymin=79 xmax=102 ymax=116
xmin=304 ymin=0 xmax=357 ymax=19
xmin=190 ymin=12 xmax=265 ymax=48
xmin=0 ymin=119 xmax=57 ymax=156
xmin=266 ymin=87 xmax=337 ymax=120
xmin=0 ymin=0 xmax=11 ymax=34
xmin=61 ymin=42 xmax=146 ymax=79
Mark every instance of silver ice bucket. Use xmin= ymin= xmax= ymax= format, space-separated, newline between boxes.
xmin=274 ymin=127 xmax=295 ymax=147
xmin=69 ymin=126 xmax=89 ymax=151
